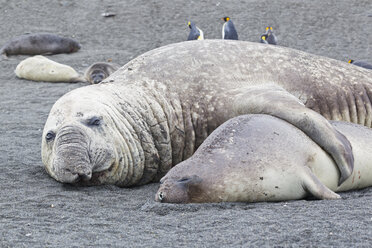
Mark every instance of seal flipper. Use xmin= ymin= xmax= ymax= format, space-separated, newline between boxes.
xmin=302 ymin=167 xmax=341 ymax=200
xmin=232 ymin=84 xmax=354 ymax=186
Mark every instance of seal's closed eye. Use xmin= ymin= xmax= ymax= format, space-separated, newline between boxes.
xmin=87 ymin=117 xmax=101 ymax=126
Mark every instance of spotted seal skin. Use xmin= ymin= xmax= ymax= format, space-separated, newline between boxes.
xmin=84 ymin=62 xmax=120 ymax=84
xmin=42 ymin=40 xmax=372 ymax=187
xmin=0 ymin=33 xmax=81 ymax=57
xmin=156 ymin=114 xmax=372 ymax=203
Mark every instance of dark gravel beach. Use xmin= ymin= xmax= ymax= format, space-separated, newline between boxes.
xmin=0 ymin=0 xmax=371 ymax=247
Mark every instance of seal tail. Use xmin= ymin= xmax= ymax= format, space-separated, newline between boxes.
xmin=302 ymin=167 xmax=341 ymax=200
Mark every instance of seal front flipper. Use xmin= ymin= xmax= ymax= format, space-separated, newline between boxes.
xmin=232 ymin=84 xmax=354 ymax=186
xmin=302 ymin=167 xmax=341 ymax=200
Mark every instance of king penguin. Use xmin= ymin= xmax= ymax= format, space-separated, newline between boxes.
xmin=187 ymin=21 xmax=204 ymax=40
xmin=221 ymin=17 xmax=238 ymax=40
xmin=348 ymin=59 xmax=372 ymax=70
xmin=262 ymin=26 xmax=278 ymax=45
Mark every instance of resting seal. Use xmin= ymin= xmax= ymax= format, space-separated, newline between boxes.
xmin=84 ymin=62 xmax=120 ymax=84
xmin=156 ymin=115 xmax=372 ymax=203
xmin=15 ymin=55 xmax=84 ymax=82
xmin=41 ymin=40 xmax=372 ymax=187
xmin=0 ymin=33 xmax=80 ymax=57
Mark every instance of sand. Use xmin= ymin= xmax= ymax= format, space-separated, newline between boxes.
xmin=0 ymin=0 xmax=371 ymax=247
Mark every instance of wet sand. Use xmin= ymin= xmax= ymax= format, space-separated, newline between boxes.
xmin=0 ymin=0 xmax=371 ymax=247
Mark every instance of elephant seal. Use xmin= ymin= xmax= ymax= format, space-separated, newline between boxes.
xmin=156 ymin=114 xmax=372 ymax=203
xmin=15 ymin=55 xmax=84 ymax=82
xmin=1 ymin=33 xmax=81 ymax=57
xmin=41 ymin=40 xmax=372 ymax=187
xmin=84 ymin=62 xmax=120 ymax=84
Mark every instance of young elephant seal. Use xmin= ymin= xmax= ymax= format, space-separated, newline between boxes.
xmin=15 ymin=55 xmax=84 ymax=82
xmin=0 ymin=33 xmax=81 ymax=57
xmin=42 ymin=40 xmax=372 ymax=187
xmin=156 ymin=115 xmax=372 ymax=203
xmin=84 ymin=62 xmax=120 ymax=84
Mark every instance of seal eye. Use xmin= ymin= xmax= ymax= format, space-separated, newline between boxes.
xmin=88 ymin=117 xmax=101 ymax=126
xmin=45 ymin=131 xmax=55 ymax=142
xmin=158 ymin=192 xmax=164 ymax=202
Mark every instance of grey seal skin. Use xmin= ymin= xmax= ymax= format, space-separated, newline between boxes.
xmin=221 ymin=17 xmax=238 ymax=40
xmin=42 ymin=40 xmax=372 ymax=187
xmin=348 ymin=59 xmax=372 ymax=70
xmin=156 ymin=115 xmax=372 ymax=203
xmin=187 ymin=21 xmax=204 ymax=41
xmin=84 ymin=62 xmax=120 ymax=84
xmin=0 ymin=33 xmax=81 ymax=57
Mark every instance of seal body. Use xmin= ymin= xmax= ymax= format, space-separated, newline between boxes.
xmin=41 ymin=40 xmax=372 ymax=187
xmin=156 ymin=115 xmax=372 ymax=203
xmin=15 ymin=55 xmax=83 ymax=82
xmin=0 ymin=33 xmax=81 ymax=57
xmin=84 ymin=62 xmax=120 ymax=84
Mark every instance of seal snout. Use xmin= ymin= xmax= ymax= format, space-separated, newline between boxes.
xmin=52 ymin=125 xmax=93 ymax=184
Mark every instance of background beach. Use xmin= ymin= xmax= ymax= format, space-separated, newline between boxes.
xmin=0 ymin=0 xmax=371 ymax=246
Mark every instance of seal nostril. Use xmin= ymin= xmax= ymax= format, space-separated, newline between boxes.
xmin=78 ymin=171 xmax=92 ymax=181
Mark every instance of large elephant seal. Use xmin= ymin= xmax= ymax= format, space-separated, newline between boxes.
xmin=15 ymin=55 xmax=84 ymax=82
xmin=41 ymin=40 xmax=372 ymax=187
xmin=84 ymin=62 xmax=120 ymax=84
xmin=156 ymin=114 xmax=372 ymax=203
xmin=1 ymin=33 xmax=81 ymax=57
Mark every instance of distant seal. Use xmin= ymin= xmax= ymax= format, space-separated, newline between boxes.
xmin=41 ymin=40 xmax=372 ymax=187
xmin=0 ymin=33 xmax=81 ymax=57
xmin=15 ymin=55 xmax=84 ymax=82
xmin=84 ymin=62 xmax=120 ymax=84
xmin=156 ymin=115 xmax=372 ymax=203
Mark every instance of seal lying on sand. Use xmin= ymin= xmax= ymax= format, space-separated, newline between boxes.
xmin=41 ymin=40 xmax=372 ymax=187
xmin=156 ymin=115 xmax=372 ymax=203
xmin=1 ymin=33 xmax=80 ymax=57
xmin=84 ymin=62 xmax=120 ymax=84
xmin=15 ymin=55 xmax=84 ymax=82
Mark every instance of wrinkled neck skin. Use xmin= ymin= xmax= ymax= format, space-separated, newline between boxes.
xmin=42 ymin=80 xmax=204 ymax=186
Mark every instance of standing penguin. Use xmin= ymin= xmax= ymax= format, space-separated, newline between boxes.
xmin=261 ymin=26 xmax=278 ymax=45
xmin=260 ymin=34 xmax=268 ymax=44
xmin=187 ymin=21 xmax=204 ymax=40
xmin=348 ymin=59 xmax=372 ymax=70
xmin=221 ymin=17 xmax=238 ymax=40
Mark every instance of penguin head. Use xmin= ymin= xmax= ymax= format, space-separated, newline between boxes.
xmin=348 ymin=59 xmax=354 ymax=64
xmin=188 ymin=21 xmax=193 ymax=29
xmin=261 ymin=35 xmax=267 ymax=41
xmin=222 ymin=16 xmax=230 ymax=22
xmin=266 ymin=26 xmax=273 ymax=31
xmin=265 ymin=26 xmax=273 ymax=34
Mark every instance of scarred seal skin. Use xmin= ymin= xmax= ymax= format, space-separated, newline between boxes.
xmin=41 ymin=40 xmax=372 ymax=187
xmin=0 ymin=33 xmax=81 ymax=57
xmin=84 ymin=62 xmax=120 ymax=84
xmin=156 ymin=115 xmax=372 ymax=203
